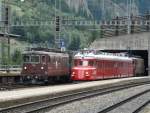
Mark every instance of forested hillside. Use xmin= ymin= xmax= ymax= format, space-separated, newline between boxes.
xmin=1 ymin=0 xmax=149 ymax=65
xmin=9 ymin=0 xmax=150 ymax=50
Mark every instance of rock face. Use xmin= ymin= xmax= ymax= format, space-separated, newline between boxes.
xmin=64 ymin=0 xmax=149 ymax=20
xmin=65 ymin=0 xmax=92 ymax=17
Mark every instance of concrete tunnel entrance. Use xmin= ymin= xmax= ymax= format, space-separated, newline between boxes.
xmin=102 ymin=50 xmax=148 ymax=76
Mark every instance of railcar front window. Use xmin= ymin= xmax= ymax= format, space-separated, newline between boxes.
xmin=31 ymin=56 xmax=40 ymax=63
xmin=78 ymin=61 xmax=89 ymax=66
xmin=23 ymin=55 xmax=30 ymax=63
xmin=83 ymin=61 xmax=88 ymax=66
xmin=89 ymin=61 xmax=94 ymax=66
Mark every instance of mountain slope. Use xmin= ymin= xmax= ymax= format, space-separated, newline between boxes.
xmin=9 ymin=0 xmax=150 ymax=49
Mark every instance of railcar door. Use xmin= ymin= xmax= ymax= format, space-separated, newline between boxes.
xmin=114 ymin=61 xmax=118 ymax=78
xmin=99 ymin=60 xmax=104 ymax=79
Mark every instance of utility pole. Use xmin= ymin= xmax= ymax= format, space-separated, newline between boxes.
xmin=3 ymin=0 xmax=10 ymax=72
xmin=127 ymin=0 xmax=132 ymax=34
xmin=101 ymin=0 xmax=105 ymax=20
xmin=55 ymin=0 xmax=61 ymax=49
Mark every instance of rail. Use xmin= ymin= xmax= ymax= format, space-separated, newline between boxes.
xmin=0 ymin=81 xmax=149 ymax=113
xmin=98 ymin=89 xmax=150 ymax=113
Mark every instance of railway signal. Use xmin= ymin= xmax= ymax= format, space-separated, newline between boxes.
xmin=55 ymin=16 xmax=60 ymax=32
xmin=5 ymin=7 xmax=9 ymax=25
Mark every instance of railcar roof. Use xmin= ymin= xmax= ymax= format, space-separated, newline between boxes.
xmin=22 ymin=51 xmax=69 ymax=57
xmin=74 ymin=52 xmax=133 ymax=61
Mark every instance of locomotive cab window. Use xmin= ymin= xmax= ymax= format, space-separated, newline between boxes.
xmin=31 ymin=55 xmax=40 ymax=63
xmin=23 ymin=55 xmax=30 ymax=63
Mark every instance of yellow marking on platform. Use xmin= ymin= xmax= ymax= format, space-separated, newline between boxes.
xmin=0 ymin=72 xmax=21 ymax=76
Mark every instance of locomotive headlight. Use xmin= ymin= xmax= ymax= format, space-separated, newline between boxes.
xmin=41 ymin=66 xmax=44 ymax=70
xmin=24 ymin=66 xmax=27 ymax=70
xmin=35 ymin=76 xmax=38 ymax=79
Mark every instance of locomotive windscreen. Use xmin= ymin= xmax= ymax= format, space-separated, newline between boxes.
xmin=31 ymin=55 xmax=40 ymax=63
xmin=23 ymin=55 xmax=40 ymax=63
xmin=23 ymin=55 xmax=30 ymax=63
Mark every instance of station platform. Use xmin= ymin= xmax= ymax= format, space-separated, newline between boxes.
xmin=0 ymin=72 xmax=20 ymax=77
xmin=0 ymin=77 xmax=150 ymax=108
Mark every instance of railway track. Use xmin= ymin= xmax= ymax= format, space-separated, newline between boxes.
xmin=133 ymin=100 xmax=150 ymax=113
xmin=0 ymin=81 xmax=149 ymax=113
xmin=98 ymin=90 xmax=150 ymax=113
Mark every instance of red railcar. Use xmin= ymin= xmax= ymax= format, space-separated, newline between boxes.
xmin=71 ymin=51 xmax=136 ymax=81
xmin=21 ymin=48 xmax=71 ymax=83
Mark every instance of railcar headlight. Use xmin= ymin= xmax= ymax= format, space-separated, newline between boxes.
xmin=24 ymin=66 xmax=27 ymax=70
xmin=72 ymin=72 xmax=75 ymax=76
xmin=85 ymin=72 xmax=89 ymax=77
xmin=72 ymin=74 xmax=75 ymax=77
xmin=41 ymin=66 xmax=44 ymax=70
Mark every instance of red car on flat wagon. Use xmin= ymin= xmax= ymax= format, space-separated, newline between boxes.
xmin=71 ymin=50 xmax=144 ymax=81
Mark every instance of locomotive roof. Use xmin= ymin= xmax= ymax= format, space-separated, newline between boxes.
xmin=22 ymin=50 xmax=69 ymax=57
xmin=74 ymin=52 xmax=133 ymax=61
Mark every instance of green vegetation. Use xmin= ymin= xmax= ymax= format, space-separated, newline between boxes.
xmin=11 ymin=49 xmax=22 ymax=65
xmin=10 ymin=0 xmax=101 ymax=50
xmin=1 ymin=0 xmax=149 ymax=65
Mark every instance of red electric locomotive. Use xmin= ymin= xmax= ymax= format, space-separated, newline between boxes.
xmin=71 ymin=50 xmax=144 ymax=81
xmin=21 ymin=48 xmax=71 ymax=84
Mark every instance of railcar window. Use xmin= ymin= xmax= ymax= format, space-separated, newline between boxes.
xmin=23 ymin=55 xmax=30 ymax=63
xmin=100 ymin=62 xmax=103 ymax=68
xmin=31 ymin=55 xmax=40 ymax=63
xmin=96 ymin=61 xmax=99 ymax=67
xmin=83 ymin=61 xmax=88 ymax=66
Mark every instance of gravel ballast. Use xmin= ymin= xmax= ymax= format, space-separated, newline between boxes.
xmin=45 ymin=84 xmax=150 ymax=113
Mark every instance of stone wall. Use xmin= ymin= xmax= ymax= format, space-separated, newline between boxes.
xmin=90 ymin=32 xmax=150 ymax=75
xmin=90 ymin=32 xmax=150 ymax=50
